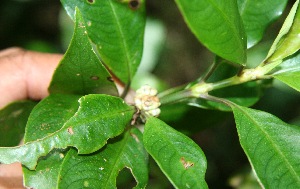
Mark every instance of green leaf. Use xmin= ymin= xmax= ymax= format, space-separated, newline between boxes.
xmin=0 ymin=101 xmax=37 ymax=147
xmin=23 ymin=149 xmax=67 ymax=189
xmin=237 ymin=0 xmax=288 ymax=48
xmin=231 ymin=105 xmax=300 ymax=188
xmin=22 ymin=94 xmax=80 ymax=189
xmin=174 ymin=0 xmax=246 ymax=64
xmin=24 ymin=94 xmax=81 ymax=142
xmin=144 ymin=117 xmax=208 ymax=189
xmin=274 ymin=72 xmax=300 ymax=92
xmin=49 ymin=9 xmax=117 ymax=96
xmin=61 ymin=0 xmax=146 ymax=83
xmin=272 ymin=52 xmax=300 ymax=92
xmin=266 ymin=0 xmax=300 ymax=63
xmin=58 ymin=128 xmax=148 ymax=189
xmin=0 ymin=94 xmax=134 ymax=169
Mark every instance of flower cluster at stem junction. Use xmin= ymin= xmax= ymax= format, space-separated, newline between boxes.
xmin=134 ymin=85 xmax=161 ymax=121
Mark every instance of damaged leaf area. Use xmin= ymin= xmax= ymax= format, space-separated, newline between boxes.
xmin=0 ymin=94 xmax=134 ymax=170
xmin=180 ymin=157 xmax=194 ymax=169
xmin=57 ymin=128 xmax=148 ymax=189
xmin=143 ymin=117 xmax=208 ymax=189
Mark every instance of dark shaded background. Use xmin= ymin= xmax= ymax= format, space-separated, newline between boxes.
xmin=1 ymin=0 xmax=299 ymax=188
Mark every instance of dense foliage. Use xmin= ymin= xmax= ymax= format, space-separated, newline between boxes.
xmin=0 ymin=0 xmax=300 ymax=188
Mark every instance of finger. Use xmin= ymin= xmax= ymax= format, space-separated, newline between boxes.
xmin=0 ymin=47 xmax=62 ymax=109
xmin=0 ymin=163 xmax=24 ymax=189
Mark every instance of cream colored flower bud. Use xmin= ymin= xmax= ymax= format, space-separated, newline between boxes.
xmin=134 ymin=85 xmax=161 ymax=120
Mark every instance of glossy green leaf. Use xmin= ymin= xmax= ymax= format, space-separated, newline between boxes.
xmin=49 ymin=9 xmax=117 ymax=96
xmin=174 ymin=0 xmax=246 ymax=64
xmin=274 ymin=72 xmax=300 ymax=92
xmin=237 ymin=0 xmax=288 ymax=48
xmin=0 ymin=101 xmax=36 ymax=147
xmin=24 ymin=94 xmax=81 ymax=142
xmin=61 ymin=0 xmax=146 ymax=83
xmin=58 ymin=128 xmax=148 ymax=189
xmin=231 ymin=105 xmax=300 ymax=188
xmin=0 ymin=94 xmax=134 ymax=169
xmin=22 ymin=94 xmax=80 ymax=189
xmin=266 ymin=0 xmax=300 ymax=63
xmin=23 ymin=149 xmax=67 ymax=189
xmin=272 ymin=52 xmax=300 ymax=92
xmin=144 ymin=117 xmax=208 ymax=189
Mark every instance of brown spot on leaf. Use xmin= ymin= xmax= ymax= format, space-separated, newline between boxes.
xmin=67 ymin=127 xmax=74 ymax=135
xmin=90 ymin=76 xmax=99 ymax=80
xmin=129 ymin=0 xmax=140 ymax=10
xmin=180 ymin=157 xmax=194 ymax=169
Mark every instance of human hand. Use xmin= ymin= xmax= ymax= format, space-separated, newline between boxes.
xmin=0 ymin=47 xmax=62 ymax=189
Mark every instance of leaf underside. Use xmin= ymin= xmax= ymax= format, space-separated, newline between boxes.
xmin=266 ymin=0 xmax=300 ymax=63
xmin=0 ymin=101 xmax=37 ymax=147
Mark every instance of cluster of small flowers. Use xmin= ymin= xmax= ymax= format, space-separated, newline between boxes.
xmin=134 ymin=85 xmax=161 ymax=119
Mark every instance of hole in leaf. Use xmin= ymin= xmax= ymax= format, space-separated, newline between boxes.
xmin=87 ymin=0 xmax=95 ymax=4
xmin=128 ymin=0 xmax=140 ymax=10
xmin=116 ymin=168 xmax=136 ymax=188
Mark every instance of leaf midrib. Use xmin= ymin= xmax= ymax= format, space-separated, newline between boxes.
xmin=146 ymin=121 xmax=206 ymax=189
xmin=207 ymin=0 xmax=245 ymax=55
xmin=108 ymin=1 xmax=131 ymax=83
xmin=236 ymin=106 xmax=300 ymax=185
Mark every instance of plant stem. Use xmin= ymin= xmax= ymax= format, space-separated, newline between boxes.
xmin=159 ymin=66 xmax=271 ymax=105
xmin=159 ymin=89 xmax=192 ymax=105
xmin=210 ymin=76 xmax=240 ymax=90
xmin=157 ymin=84 xmax=186 ymax=99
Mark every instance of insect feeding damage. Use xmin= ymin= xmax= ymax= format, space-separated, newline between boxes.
xmin=67 ymin=127 xmax=74 ymax=135
xmin=180 ymin=157 xmax=194 ymax=169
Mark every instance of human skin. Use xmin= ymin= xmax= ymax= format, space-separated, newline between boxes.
xmin=0 ymin=47 xmax=62 ymax=189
